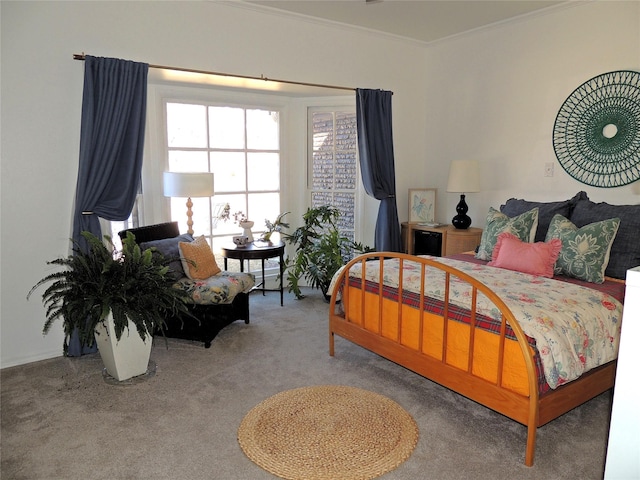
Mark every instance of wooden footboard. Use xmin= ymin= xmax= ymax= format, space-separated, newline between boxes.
xmin=328 ymin=252 xmax=617 ymax=466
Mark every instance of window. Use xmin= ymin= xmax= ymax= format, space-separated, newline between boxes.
xmin=107 ymin=86 xmax=360 ymax=285
xmin=107 ymin=196 xmax=143 ymax=251
xmin=309 ymin=108 xmax=358 ymax=241
xmin=165 ymin=100 xmax=281 ymax=273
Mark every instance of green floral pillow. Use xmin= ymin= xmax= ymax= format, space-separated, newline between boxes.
xmin=475 ymin=207 xmax=539 ymax=261
xmin=545 ymin=214 xmax=620 ymax=283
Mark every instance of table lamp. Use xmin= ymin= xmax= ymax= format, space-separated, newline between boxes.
xmin=446 ymin=160 xmax=480 ymax=230
xmin=163 ymin=172 xmax=214 ymax=235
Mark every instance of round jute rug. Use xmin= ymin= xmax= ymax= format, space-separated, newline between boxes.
xmin=237 ymin=385 xmax=419 ymax=480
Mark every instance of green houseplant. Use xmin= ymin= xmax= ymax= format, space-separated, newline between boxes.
xmin=28 ymin=231 xmax=193 ymax=380
xmin=284 ymin=205 xmax=371 ymax=300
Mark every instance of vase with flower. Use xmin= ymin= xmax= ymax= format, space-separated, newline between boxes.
xmin=218 ymin=204 xmax=253 ymax=242
xmin=260 ymin=212 xmax=290 ymax=243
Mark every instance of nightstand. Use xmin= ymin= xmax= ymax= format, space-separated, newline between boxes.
xmin=401 ymin=223 xmax=483 ymax=256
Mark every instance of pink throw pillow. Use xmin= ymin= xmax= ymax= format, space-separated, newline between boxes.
xmin=488 ymin=232 xmax=562 ymax=278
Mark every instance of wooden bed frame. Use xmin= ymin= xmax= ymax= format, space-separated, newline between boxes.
xmin=328 ymin=252 xmax=618 ymax=466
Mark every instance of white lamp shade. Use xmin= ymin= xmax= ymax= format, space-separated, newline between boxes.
xmin=163 ymin=172 xmax=214 ymax=198
xmin=446 ymin=160 xmax=480 ymax=193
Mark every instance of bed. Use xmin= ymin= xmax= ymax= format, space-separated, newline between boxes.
xmin=328 ymin=192 xmax=636 ymax=466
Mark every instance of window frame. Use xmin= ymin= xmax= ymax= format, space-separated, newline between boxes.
xmin=147 ymin=87 xmax=286 ymax=214
xmin=110 ymin=82 xmax=362 ymax=284
xmin=307 ymin=105 xmax=364 ymax=244
xmin=164 ymin=100 xmax=283 ymax=245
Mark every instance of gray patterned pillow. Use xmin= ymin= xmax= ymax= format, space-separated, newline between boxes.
xmin=570 ymin=196 xmax=640 ymax=279
xmin=545 ymin=214 xmax=620 ymax=283
xmin=475 ymin=207 xmax=539 ymax=261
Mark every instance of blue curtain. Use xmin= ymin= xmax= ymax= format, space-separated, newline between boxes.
xmin=68 ymin=56 xmax=148 ymax=356
xmin=355 ymin=89 xmax=402 ymax=252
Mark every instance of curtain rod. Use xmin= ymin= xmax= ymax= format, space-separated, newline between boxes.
xmin=73 ymin=53 xmax=356 ymax=93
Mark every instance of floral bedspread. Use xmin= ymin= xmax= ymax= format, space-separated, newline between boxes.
xmin=173 ymin=271 xmax=255 ymax=305
xmin=332 ymin=256 xmax=623 ymax=389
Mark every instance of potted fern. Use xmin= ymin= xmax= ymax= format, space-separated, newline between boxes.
xmin=284 ymin=205 xmax=371 ymax=300
xmin=28 ymin=231 xmax=193 ymax=381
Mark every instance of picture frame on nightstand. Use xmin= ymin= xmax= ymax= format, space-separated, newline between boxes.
xmin=408 ymin=188 xmax=436 ymax=224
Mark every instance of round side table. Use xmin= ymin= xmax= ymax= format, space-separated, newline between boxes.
xmin=221 ymin=241 xmax=285 ymax=306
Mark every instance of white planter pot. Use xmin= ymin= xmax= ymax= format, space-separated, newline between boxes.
xmin=94 ymin=314 xmax=153 ymax=381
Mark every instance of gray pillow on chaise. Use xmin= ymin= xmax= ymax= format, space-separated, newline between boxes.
xmin=140 ymin=234 xmax=194 ymax=281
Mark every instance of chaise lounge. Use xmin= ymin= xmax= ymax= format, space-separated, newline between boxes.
xmin=119 ymin=222 xmax=255 ymax=348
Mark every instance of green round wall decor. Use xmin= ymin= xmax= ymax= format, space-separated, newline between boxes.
xmin=553 ymin=70 xmax=640 ymax=187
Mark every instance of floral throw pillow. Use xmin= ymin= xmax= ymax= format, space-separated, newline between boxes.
xmin=545 ymin=214 xmax=620 ymax=283
xmin=475 ymin=207 xmax=539 ymax=261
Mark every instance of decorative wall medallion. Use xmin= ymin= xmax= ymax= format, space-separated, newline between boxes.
xmin=553 ymin=70 xmax=640 ymax=187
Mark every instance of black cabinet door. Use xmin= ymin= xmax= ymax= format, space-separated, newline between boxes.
xmin=414 ymin=231 xmax=442 ymax=256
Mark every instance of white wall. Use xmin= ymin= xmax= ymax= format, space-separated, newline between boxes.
xmin=0 ymin=1 xmax=428 ymax=367
xmin=424 ymin=1 xmax=640 ymax=225
xmin=1 ymin=1 xmax=638 ymax=368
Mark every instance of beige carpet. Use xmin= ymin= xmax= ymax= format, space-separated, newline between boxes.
xmin=238 ymin=385 xmax=418 ymax=480
xmin=1 ymin=288 xmax=614 ymax=479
